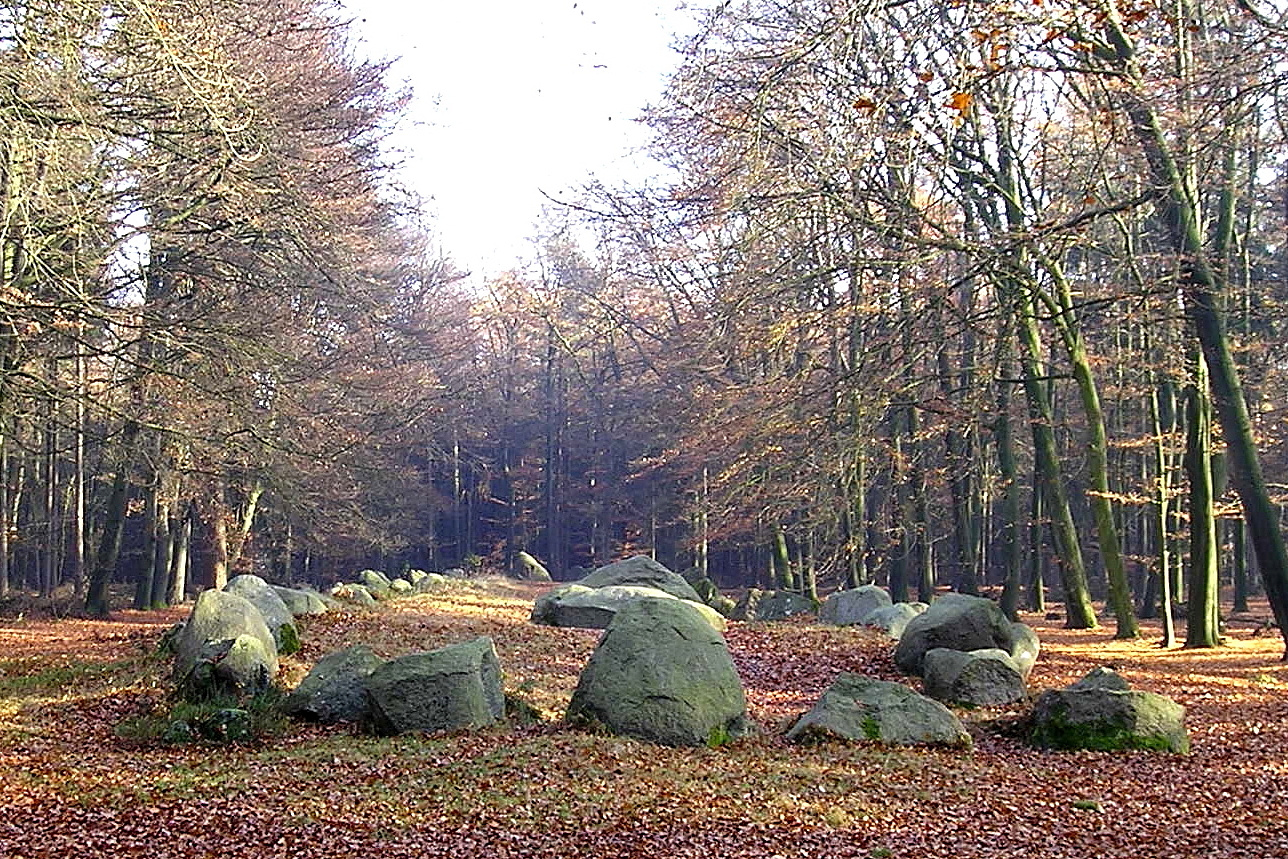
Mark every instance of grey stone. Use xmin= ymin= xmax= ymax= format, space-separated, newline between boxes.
xmin=224 ymin=574 xmax=299 ymax=653
xmin=578 ymin=555 xmax=703 ymax=601
xmin=389 ymin=578 xmax=413 ymax=594
xmin=820 ymin=586 xmax=892 ymax=626
xmin=357 ymin=569 xmax=393 ymax=599
xmin=1030 ymin=685 xmax=1189 ymax=753
xmin=566 ymin=597 xmax=751 ymax=747
xmin=787 ymin=673 xmax=970 ymax=748
xmin=731 ymin=588 xmax=816 ymax=621
xmin=922 ymin=648 xmax=1026 ymax=707
xmin=894 ymin=593 xmax=1037 ymax=677
xmin=863 ymin=603 xmax=926 ymax=640
xmin=517 ymin=551 xmax=553 ymax=582
xmin=173 ymin=589 xmax=279 ymax=686
xmin=330 ymin=583 xmax=377 ymax=608
xmin=272 ymin=586 xmax=329 ymax=616
xmin=179 ymin=633 xmax=277 ymax=699
xmin=532 ymin=583 xmax=726 ymax=632
xmin=284 ymin=645 xmax=385 ymax=723
xmin=364 ymin=637 xmax=504 ymax=736
xmin=1070 ymin=666 xmax=1131 ymax=692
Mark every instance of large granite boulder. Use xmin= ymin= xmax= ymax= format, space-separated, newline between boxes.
xmin=224 ymin=574 xmax=299 ymax=654
xmin=566 ymin=597 xmax=751 ymax=747
xmin=577 ymin=555 xmax=703 ymax=601
xmin=731 ymin=588 xmax=816 ymax=621
xmin=532 ymin=583 xmax=726 ymax=632
xmin=820 ymin=586 xmax=892 ymax=626
xmin=364 ymin=637 xmax=504 ymax=736
xmin=787 ymin=674 xmax=970 ymax=748
xmin=864 ymin=603 xmax=927 ymax=640
xmin=357 ymin=569 xmax=394 ymax=600
xmin=922 ymin=648 xmax=1026 ymax=707
xmin=173 ymin=589 xmax=279 ymax=691
xmin=272 ymin=586 xmax=329 ymax=616
xmin=894 ymin=593 xmax=1037 ymax=678
xmin=1030 ymin=668 xmax=1189 ymax=753
xmin=283 ymin=645 xmax=385 ymax=723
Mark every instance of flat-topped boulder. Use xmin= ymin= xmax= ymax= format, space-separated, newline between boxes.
xmin=576 ymin=555 xmax=703 ymax=601
xmin=532 ymin=583 xmax=726 ymax=631
xmin=284 ymin=644 xmax=385 ymax=723
xmin=1030 ymin=667 xmax=1189 ymax=753
xmin=787 ymin=674 xmax=970 ymax=748
xmin=820 ymin=585 xmax=892 ymax=626
xmin=566 ymin=597 xmax=751 ymax=747
xmin=272 ymin=586 xmax=329 ymax=616
xmin=364 ymin=637 xmax=504 ymax=736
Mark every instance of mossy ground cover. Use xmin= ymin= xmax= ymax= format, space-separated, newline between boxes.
xmin=2 ymin=581 xmax=1287 ymax=857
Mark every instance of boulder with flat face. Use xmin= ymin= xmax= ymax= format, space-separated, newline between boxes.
xmin=364 ymin=637 xmax=504 ymax=736
xmin=284 ymin=644 xmax=385 ymax=723
xmin=532 ymin=583 xmax=726 ymax=632
xmin=820 ymin=586 xmax=892 ymax=626
xmin=1030 ymin=667 xmax=1188 ymax=753
xmin=272 ymin=586 xmax=329 ymax=616
xmin=566 ymin=597 xmax=752 ymax=747
xmin=577 ymin=555 xmax=703 ymax=602
xmin=922 ymin=648 xmax=1026 ymax=707
xmin=787 ymin=674 xmax=970 ymax=748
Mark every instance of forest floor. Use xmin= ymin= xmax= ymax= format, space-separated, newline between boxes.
xmin=2 ymin=580 xmax=1287 ymax=859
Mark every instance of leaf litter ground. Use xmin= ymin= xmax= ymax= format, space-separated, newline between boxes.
xmin=2 ymin=580 xmax=1287 ymax=858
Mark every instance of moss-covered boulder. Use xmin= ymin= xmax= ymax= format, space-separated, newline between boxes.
xmin=566 ymin=597 xmax=752 ymax=747
xmin=532 ymin=583 xmax=726 ymax=632
xmin=364 ymin=637 xmax=504 ymax=736
xmin=787 ymin=674 xmax=970 ymax=748
xmin=1030 ymin=669 xmax=1188 ymax=753
xmin=731 ymin=588 xmax=816 ymax=621
xmin=894 ymin=593 xmax=1037 ymax=678
xmin=922 ymin=647 xmax=1026 ymax=707
xmin=820 ymin=585 xmax=892 ymax=626
xmin=224 ymin=574 xmax=300 ymax=654
xmin=173 ymin=589 xmax=279 ymax=691
xmin=284 ymin=644 xmax=384 ymax=723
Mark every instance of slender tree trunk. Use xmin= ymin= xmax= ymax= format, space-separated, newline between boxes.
xmin=85 ymin=422 xmax=141 ymax=617
xmin=1185 ymin=351 xmax=1221 ymax=648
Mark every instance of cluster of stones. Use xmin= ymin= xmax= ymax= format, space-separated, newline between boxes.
xmin=327 ymin=567 xmax=477 ymax=608
xmin=525 ymin=561 xmax=1189 ymax=753
xmin=191 ymin=555 xmax=1188 ymax=755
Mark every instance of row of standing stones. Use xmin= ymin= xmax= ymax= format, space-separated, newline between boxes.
xmin=162 ymin=558 xmax=1189 ymax=753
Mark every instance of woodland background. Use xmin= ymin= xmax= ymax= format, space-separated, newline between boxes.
xmin=2 ymin=0 xmax=1288 ymax=643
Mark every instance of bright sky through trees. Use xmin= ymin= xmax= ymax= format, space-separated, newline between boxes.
xmin=343 ymin=0 xmax=691 ymax=278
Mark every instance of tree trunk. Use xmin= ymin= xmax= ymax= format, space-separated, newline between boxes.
xmin=85 ymin=422 xmax=140 ymax=617
xmin=1184 ymin=351 xmax=1221 ymax=648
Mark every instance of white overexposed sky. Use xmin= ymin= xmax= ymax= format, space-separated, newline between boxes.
xmin=341 ymin=0 xmax=697 ymax=279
